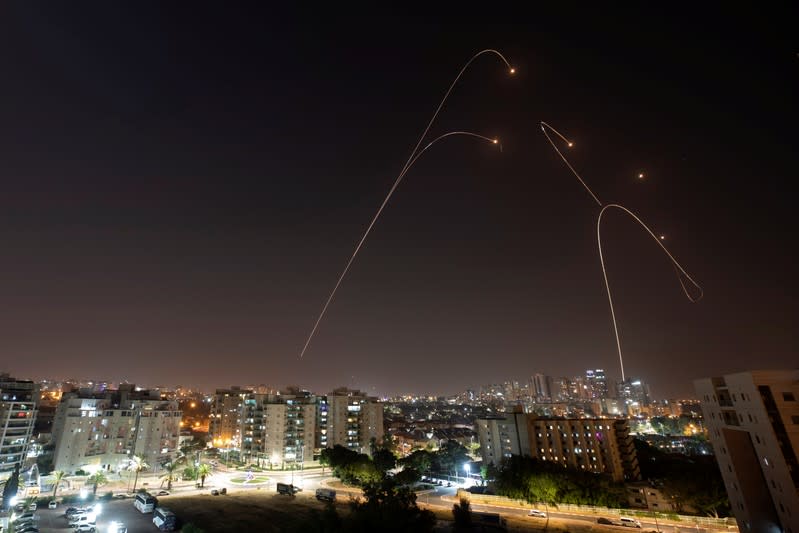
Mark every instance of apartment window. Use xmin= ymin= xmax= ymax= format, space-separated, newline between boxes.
xmin=792 ymin=415 xmax=799 ymax=424
xmin=783 ymin=392 xmax=796 ymax=402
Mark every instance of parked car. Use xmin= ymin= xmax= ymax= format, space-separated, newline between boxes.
xmin=29 ymin=502 xmax=38 ymax=511
xmin=16 ymin=526 xmax=39 ymax=533
xmin=157 ymin=490 xmax=170 ymax=496
xmin=211 ymin=489 xmax=220 ymax=495
xmin=74 ymin=525 xmax=97 ymax=533
xmin=315 ymin=488 xmax=336 ymax=502
xmin=528 ymin=509 xmax=547 ymax=518
xmin=48 ymin=500 xmax=58 ymax=509
xmin=65 ymin=507 xmax=82 ymax=516
xmin=597 ymin=517 xmax=614 ymax=525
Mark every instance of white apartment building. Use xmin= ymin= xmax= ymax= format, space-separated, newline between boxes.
xmin=52 ymin=384 xmax=182 ymax=474
xmin=321 ymin=388 xmax=383 ymax=453
xmin=240 ymin=390 xmax=315 ymax=468
xmin=0 ymin=374 xmax=38 ymax=480
xmin=695 ymin=370 xmax=799 ymax=533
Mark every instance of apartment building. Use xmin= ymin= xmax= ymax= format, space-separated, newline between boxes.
xmin=477 ymin=411 xmax=640 ymax=482
xmin=240 ymin=389 xmax=315 ymax=468
xmin=695 ymin=370 xmax=799 ymax=533
xmin=0 ymin=374 xmax=39 ymax=480
xmin=52 ymin=384 xmax=182 ymax=474
xmin=321 ymin=387 xmax=384 ymax=453
xmin=209 ymin=386 xmax=252 ymax=448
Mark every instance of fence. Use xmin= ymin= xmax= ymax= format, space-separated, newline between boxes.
xmin=456 ymin=489 xmax=738 ymax=530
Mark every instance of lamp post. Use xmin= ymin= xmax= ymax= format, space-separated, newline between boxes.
xmin=463 ymin=463 xmax=471 ymax=486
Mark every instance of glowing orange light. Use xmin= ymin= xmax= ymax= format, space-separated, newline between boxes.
xmin=660 ymin=235 xmax=666 ymax=240
xmin=492 ymin=139 xmax=499 ymax=144
xmin=509 ymin=68 xmax=516 ymax=74
xmin=567 ymin=142 xmax=574 ymax=148
xmin=638 ymin=173 xmax=645 ymax=179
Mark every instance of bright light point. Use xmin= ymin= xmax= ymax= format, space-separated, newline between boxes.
xmin=492 ymin=139 xmax=499 ymax=144
xmin=567 ymin=142 xmax=574 ymax=148
xmin=509 ymin=67 xmax=515 ymax=74
xmin=660 ymin=235 xmax=666 ymax=240
xmin=638 ymin=173 xmax=645 ymax=179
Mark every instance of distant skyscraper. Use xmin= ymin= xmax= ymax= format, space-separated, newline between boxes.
xmin=695 ymin=370 xmax=799 ymax=533
xmin=531 ymin=374 xmax=550 ymax=402
xmin=618 ymin=378 xmax=651 ymax=414
xmin=210 ymin=386 xmax=252 ymax=448
xmin=586 ymin=369 xmax=609 ymax=399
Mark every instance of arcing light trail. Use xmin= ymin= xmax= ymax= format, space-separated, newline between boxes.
xmin=541 ymin=122 xmax=703 ymax=381
xmin=597 ymin=204 xmax=703 ymax=381
xmin=299 ymin=49 xmax=514 ymax=359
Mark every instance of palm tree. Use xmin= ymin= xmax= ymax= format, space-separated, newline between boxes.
xmin=51 ymin=470 xmax=66 ymax=500
xmin=87 ymin=471 xmax=108 ymax=496
xmin=128 ymin=456 xmax=149 ymax=493
xmin=196 ymin=463 xmax=212 ymax=488
xmin=160 ymin=461 xmax=181 ymax=491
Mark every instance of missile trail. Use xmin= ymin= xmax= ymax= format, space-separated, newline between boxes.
xmin=299 ymin=50 xmax=514 ymax=358
xmin=541 ymin=122 xmax=703 ymax=380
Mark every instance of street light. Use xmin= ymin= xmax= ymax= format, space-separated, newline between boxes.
xmin=463 ymin=463 xmax=471 ymax=486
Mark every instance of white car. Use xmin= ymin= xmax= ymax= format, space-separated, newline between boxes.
xmin=48 ymin=500 xmax=58 ymax=509
xmin=528 ymin=509 xmax=547 ymax=518
xmin=28 ymin=502 xmax=38 ymax=511
xmin=620 ymin=516 xmax=642 ymax=528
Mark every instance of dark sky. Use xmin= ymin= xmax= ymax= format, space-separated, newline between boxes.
xmin=0 ymin=5 xmax=796 ymax=397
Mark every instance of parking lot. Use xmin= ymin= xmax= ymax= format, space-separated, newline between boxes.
xmin=23 ymin=499 xmax=163 ymax=533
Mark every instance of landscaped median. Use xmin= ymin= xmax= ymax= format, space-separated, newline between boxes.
xmin=454 ymin=489 xmax=738 ymax=531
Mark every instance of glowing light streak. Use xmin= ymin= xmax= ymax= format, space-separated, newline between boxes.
xmin=540 ymin=122 xmax=602 ymax=206
xmin=299 ymin=50 xmax=513 ymax=358
xmin=541 ymin=122 xmax=703 ymax=381
xmin=597 ymin=204 xmax=703 ymax=381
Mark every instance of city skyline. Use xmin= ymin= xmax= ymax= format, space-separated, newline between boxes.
xmin=0 ymin=6 xmax=796 ymax=397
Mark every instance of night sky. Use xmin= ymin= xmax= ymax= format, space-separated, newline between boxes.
xmin=0 ymin=5 xmax=796 ymax=397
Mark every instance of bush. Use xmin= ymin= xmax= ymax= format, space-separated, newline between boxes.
xmin=74 ymin=469 xmax=88 ymax=476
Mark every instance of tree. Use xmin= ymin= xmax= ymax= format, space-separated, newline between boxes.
xmin=394 ymin=467 xmax=420 ymax=486
xmin=128 ymin=456 xmax=149 ymax=493
xmin=373 ymin=449 xmax=397 ymax=474
xmin=347 ymin=478 xmax=436 ymax=532
xmin=160 ymin=461 xmax=181 ymax=491
xmin=451 ymin=497 xmax=472 ymax=532
xmin=197 ymin=463 xmax=212 ymax=488
xmin=51 ymin=470 xmax=66 ymax=500
xmin=529 ymin=473 xmax=558 ymax=530
xmin=435 ymin=440 xmax=470 ymax=477
xmin=87 ymin=471 xmax=108 ymax=496
xmin=399 ymin=450 xmax=433 ymax=475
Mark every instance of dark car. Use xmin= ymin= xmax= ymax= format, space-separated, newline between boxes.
xmin=211 ymin=489 xmax=220 ymax=495
xmin=597 ymin=517 xmax=614 ymax=525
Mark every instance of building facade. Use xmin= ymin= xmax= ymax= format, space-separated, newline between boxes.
xmin=210 ymin=386 xmax=252 ymax=448
xmin=0 ymin=374 xmax=39 ymax=480
xmin=321 ymin=388 xmax=384 ymax=453
xmin=695 ymin=370 xmax=799 ymax=533
xmin=240 ymin=389 xmax=315 ymax=468
xmin=52 ymin=384 xmax=182 ymax=474
xmin=477 ymin=412 xmax=640 ymax=482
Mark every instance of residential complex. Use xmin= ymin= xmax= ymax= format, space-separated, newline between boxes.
xmin=476 ymin=410 xmax=640 ymax=482
xmin=695 ymin=370 xmax=799 ymax=533
xmin=0 ymin=374 xmax=39 ymax=480
xmin=211 ymin=386 xmax=384 ymax=466
xmin=51 ymin=384 xmax=182 ymax=474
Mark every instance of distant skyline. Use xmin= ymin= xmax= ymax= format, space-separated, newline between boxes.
xmin=0 ymin=6 xmax=796 ymax=397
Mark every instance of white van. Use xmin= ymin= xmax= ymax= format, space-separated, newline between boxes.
xmin=70 ymin=515 xmax=97 ymax=528
xmin=620 ymin=517 xmax=642 ymax=528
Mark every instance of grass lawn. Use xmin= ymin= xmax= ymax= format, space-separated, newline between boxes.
xmin=228 ymin=475 xmax=270 ymax=484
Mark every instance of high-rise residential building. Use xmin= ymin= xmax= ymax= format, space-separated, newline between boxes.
xmin=550 ymin=377 xmax=571 ymax=402
xmin=240 ymin=389 xmax=315 ymax=468
xmin=209 ymin=386 xmax=252 ymax=448
xmin=0 ymin=374 xmax=39 ymax=480
xmin=695 ymin=370 xmax=799 ymax=533
xmin=476 ymin=410 xmax=640 ymax=482
xmin=321 ymin=388 xmax=383 ymax=453
xmin=51 ymin=384 xmax=181 ymax=474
